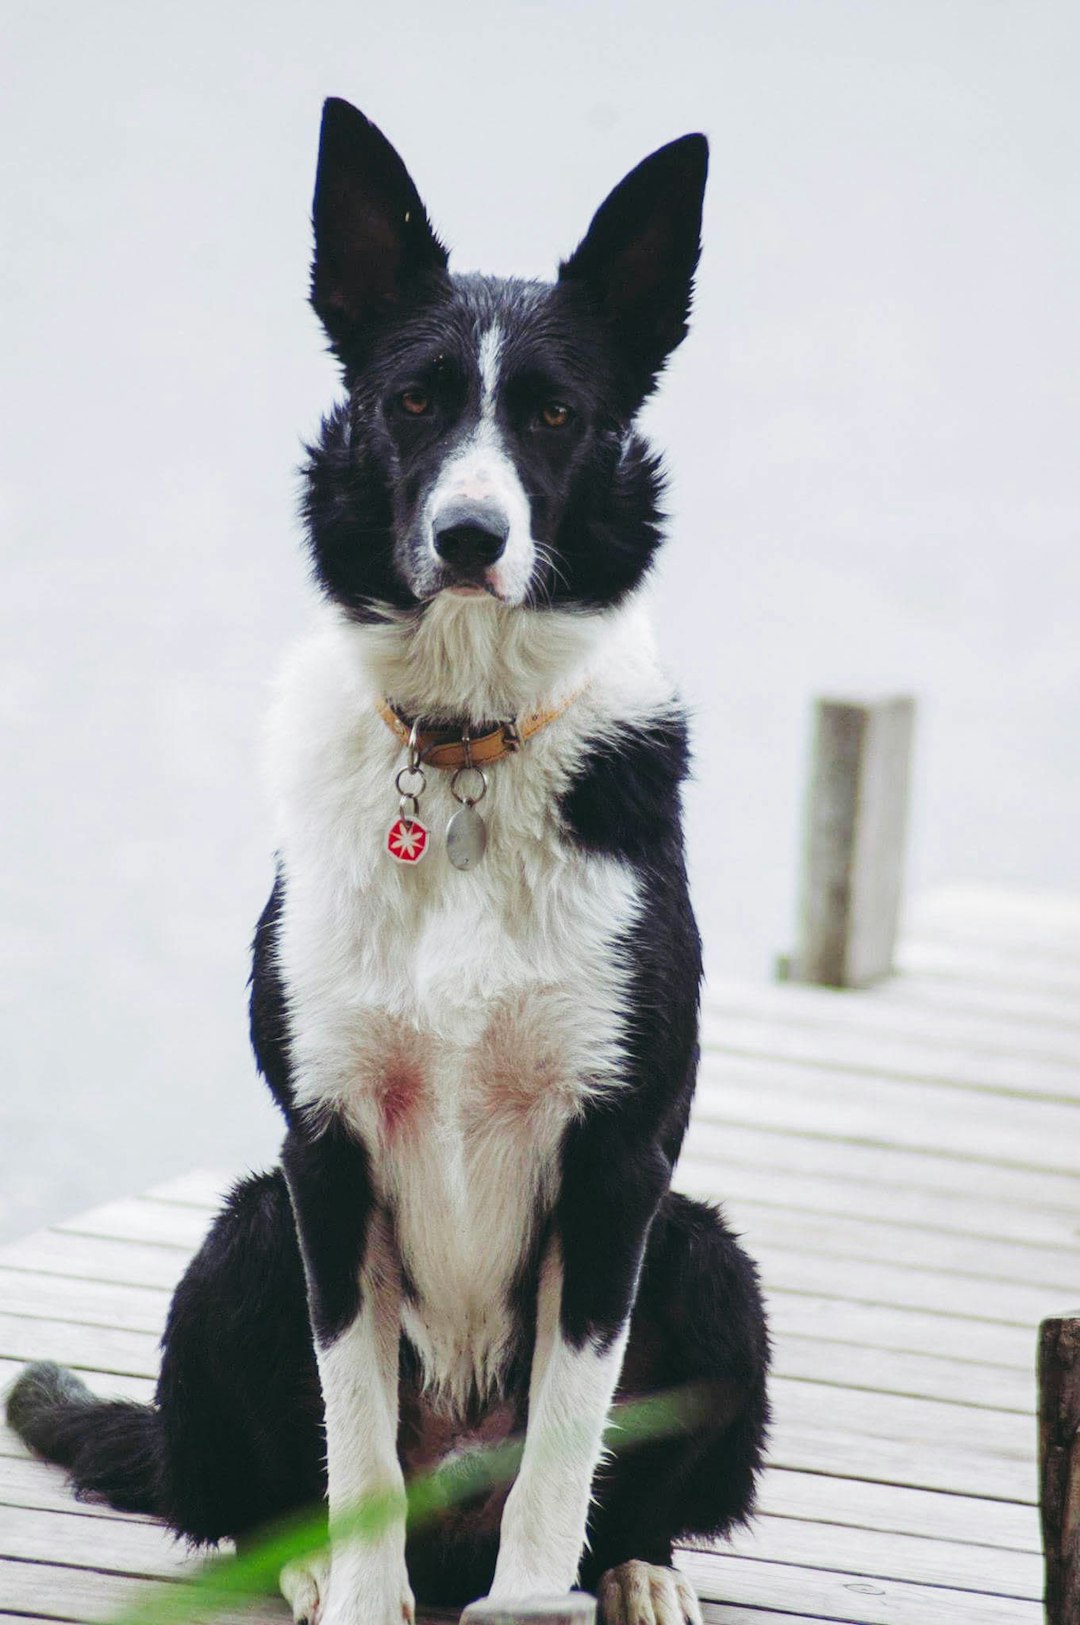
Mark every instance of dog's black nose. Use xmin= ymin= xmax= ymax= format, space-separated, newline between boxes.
xmin=433 ymin=501 xmax=509 ymax=571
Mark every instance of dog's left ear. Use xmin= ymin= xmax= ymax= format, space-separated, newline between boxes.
xmin=559 ymin=134 xmax=708 ymax=402
xmin=311 ymin=98 xmax=449 ymax=350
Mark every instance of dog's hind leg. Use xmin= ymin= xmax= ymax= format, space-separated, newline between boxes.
xmin=581 ymin=1191 xmax=769 ymax=1625
xmin=5 ymin=1168 xmax=326 ymax=1542
xmin=154 ymin=1167 xmax=326 ymax=1543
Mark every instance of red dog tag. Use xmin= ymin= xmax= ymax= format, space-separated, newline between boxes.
xmin=387 ymin=817 xmax=429 ymax=863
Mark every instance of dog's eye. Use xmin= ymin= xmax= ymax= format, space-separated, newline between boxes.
xmin=399 ymin=388 xmax=431 ymax=417
xmin=539 ymin=401 xmax=572 ymax=429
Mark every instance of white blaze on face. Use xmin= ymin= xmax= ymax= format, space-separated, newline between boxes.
xmin=423 ymin=323 xmax=536 ymax=604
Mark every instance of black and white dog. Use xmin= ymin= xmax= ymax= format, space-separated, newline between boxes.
xmin=8 ymin=99 xmax=769 ymax=1625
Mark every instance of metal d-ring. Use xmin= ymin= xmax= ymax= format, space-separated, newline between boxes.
xmin=391 ymin=718 xmax=429 ymax=827
xmin=450 ymin=725 xmax=488 ymax=808
xmin=450 ymin=763 xmax=487 ymax=808
xmin=395 ymin=763 xmax=427 ymax=799
xmin=396 ymin=718 xmax=428 ymax=801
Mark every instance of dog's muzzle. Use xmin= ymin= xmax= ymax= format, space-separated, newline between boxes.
xmin=432 ymin=498 xmax=509 ymax=581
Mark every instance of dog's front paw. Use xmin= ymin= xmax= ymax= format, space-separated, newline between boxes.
xmin=280 ymin=1552 xmax=331 ymax=1625
xmin=315 ymin=1554 xmax=415 ymax=1625
xmin=597 ymin=1562 xmax=702 ymax=1625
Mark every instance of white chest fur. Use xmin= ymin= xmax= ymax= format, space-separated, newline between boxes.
xmin=267 ymin=597 xmax=673 ymax=1411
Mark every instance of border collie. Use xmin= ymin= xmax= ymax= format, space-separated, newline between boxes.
xmin=7 ymin=99 xmax=769 ymax=1625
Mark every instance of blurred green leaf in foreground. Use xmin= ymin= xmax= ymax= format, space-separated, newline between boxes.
xmin=106 ymin=1383 xmax=712 ymax=1625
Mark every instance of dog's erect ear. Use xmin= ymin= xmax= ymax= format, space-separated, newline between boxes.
xmin=310 ymin=98 xmax=448 ymax=346
xmin=559 ymin=135 xmax=708 ymax=401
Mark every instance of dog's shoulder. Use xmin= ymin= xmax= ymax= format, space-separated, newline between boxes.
xmin=557 ymin=709 xmax=689 ymax=862
xmin=544 ymin=601 xmax=691 ymax=864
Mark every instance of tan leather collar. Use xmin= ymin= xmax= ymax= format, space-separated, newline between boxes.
xmin=376 ymin=691 xmax=582 ymax=769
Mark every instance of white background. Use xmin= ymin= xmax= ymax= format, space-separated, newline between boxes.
xmin=2 ymin=0 xmax=1078 ymax=1236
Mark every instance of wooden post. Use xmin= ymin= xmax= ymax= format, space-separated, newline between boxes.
xmin=461 ymin=1597 xmax=596 ymax=1625
xmin=1039 ymin=1312 xmax=1080 ymax=1624
xmin=788 ymin=694 xmax=915 ymax=989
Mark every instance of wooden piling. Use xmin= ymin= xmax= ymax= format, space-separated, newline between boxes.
xmin=789 ymin=694 xmax=915 ymax=988
xmin=1039 ymin=1312 xmax=1080 ymax=1624
xmin=461 ymin=1595 xmax=597 ymax=1625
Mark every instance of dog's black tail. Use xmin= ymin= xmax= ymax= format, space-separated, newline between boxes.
xmin=6 ymin=1361 xmax=163 ymax=1517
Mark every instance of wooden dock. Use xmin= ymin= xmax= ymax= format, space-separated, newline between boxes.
xmin=2 ymin=884 xmax=1078 ymax=1623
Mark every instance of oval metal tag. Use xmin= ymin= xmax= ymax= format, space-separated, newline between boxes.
xmin=446 ymin=805 xmax=488 ymax=870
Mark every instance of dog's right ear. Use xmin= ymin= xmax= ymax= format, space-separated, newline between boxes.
xmin=310 ymin=98 xmax=448 ymax=349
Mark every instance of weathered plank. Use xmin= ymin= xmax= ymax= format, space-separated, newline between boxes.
xmin=722 ymin=1512 xmax=1042 ymax=1597
xmin=0 ymin=1503 xmax=197 ymax=1579
xmin=0 ymin=1614 xmax=89 ymax=1625
xmin=0 ymin=1556 xmax=180 ymax=1620
xmin=769 ymin=1379 xmax=1032 ymax=1465
xmin=56 ymin=1196 xmax=212 ymax=1250
xmin=0 ymin=1313 xmax=159 ymax=1379
xmin=766 ymin=1292 xmax=1036 ymax=1369
xmin=703 ymin=973 xmax=1080 ymax=1064
xmin=0 ymin=1454 xmax=156 ymax=1522
xmin=897 ymin=936 xmax=1080 ymax=998
xmin=0 ymin=1556 xmax=288 ymax=1623
xmin=684 ymin=1115 xmax=1080 ymax=1211
xmin=757 ymin=1243 xmax=1060 ymax=1327
xmin=676 ymin=1151 xmax=1080 ymax=1249
xmin=875 ymin=972 xmax=1080 ymax=1032
xmin=0 ymin=1231 xmax=193 ymax=1293
xmin=770 ymin=1422 xmax=1034 ymax=1503
xmin=701 ymin=1009 xmax=1080 ymax=1101
xmin=725 ymin=1199 xmax=1080 ymax=1292
xmin=680 ymin=1548 xmax=1042 ymax=1623
xmin=698 ymin=1612 xmax=844 ymax=1625
xmin=0 ymin=1267 xmax=171 ymax=1334
xmin=694 ymin=1057 xmax=1080 ymax=1173
xmin=770 ymin=1332 xmax=1033 ymax=1412
xmin=757 ymin=1468 xmax=1040 ymax=1551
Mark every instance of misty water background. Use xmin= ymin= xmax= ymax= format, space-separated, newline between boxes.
xmin=2 ymin=0 xmax=1078 ymax=1240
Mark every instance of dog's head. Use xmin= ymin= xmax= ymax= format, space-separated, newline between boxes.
xmin=304 ymin=98 xmax=707 ymax=622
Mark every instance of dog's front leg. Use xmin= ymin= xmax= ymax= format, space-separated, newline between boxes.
xmin=489 ymin=1241 xmax=628 ymax=1600
xmin=490 ymin=1130 xmax=670 ymax=1601
xmin=283 ymin=1119 xmax=412 ymax=1625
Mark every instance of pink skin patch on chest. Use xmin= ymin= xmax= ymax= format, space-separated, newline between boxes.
xmin=470 ymin=997 xmax=576 ymax=1127
xmin=377 ymin=1058 xmax=427 ymax=1138
xmin=482 ymin=1059 xmax=558 ymax=1118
